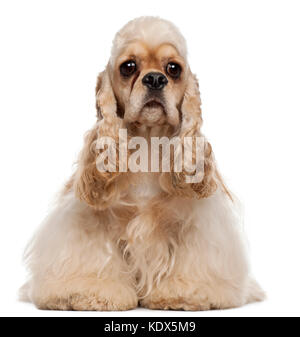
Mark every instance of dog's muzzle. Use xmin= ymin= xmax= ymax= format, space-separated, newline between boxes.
xmin=142 ymin=72 xmax=168 ymax=90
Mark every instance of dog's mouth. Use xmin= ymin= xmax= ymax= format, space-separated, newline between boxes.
xmin=143 ymin=100 xmax=165 ymax=111
xmin=141 ymin=98 xmax=166 ymax=116
xmin=136 ymin=99 xmax=166 ymax=126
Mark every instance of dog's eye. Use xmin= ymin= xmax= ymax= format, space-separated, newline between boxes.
xmin=120 ymin=60 xmax=137 ymax=77
xmin=166 ymin=62 xmax=182 ymax=78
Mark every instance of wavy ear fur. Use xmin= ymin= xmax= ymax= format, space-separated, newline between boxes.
xmin=179 ymin=72 xmax=203 ymax=137
xmin=73 ymin=69 xmax=125 ymax=209
xmin=95 ymin=68 xmax=118 ymax=121
xmin=161 ymin=72 xmax=229 ymax=199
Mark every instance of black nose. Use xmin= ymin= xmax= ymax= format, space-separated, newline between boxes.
xmin=142 ymin=72 xmax=168 ymax=90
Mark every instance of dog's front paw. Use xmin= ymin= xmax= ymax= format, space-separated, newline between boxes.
xmin=140 ymin=296 xmax=211 ymax=311
xmin=139 ymin=279 xmax=211 ymax=311
xmin=31 ymin=278 xmax=138 ymax=311
xmin=139 ymin=277 xmax=248 ymax=311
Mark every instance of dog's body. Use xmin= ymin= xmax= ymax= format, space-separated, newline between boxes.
xmin=21 ymin=17 xmax=264 ymax=310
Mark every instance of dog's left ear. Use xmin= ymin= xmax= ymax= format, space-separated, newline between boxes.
xmin=174 ymin=71 xmax=232 ymax=199
xmin=95 ymin=68 xmax=118 ymax=123
xmin=161 ymin=71 xmax=221 ymax=199
xmin=179 ymin=71 xmax=203 ymax=137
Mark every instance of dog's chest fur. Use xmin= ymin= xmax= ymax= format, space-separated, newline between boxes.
xmin=125 ymin=125 xmax=172 ymax=204
xmin=128 ymin=172 xmax=162 ymax=203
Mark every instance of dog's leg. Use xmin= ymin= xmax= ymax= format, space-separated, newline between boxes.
xmin=140 ymin=190 xmax=265 ymax=310
xmin=23 ymin=192 xmax=137 ymax=311
xmin=140 ymin=275 xmax=265 ymax=311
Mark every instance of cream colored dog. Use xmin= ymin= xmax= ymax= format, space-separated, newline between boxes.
xmin=21 ymin=17 xmax=265 ymax=310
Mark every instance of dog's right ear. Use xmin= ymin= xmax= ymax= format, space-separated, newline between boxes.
xmin=73 ymin=68 xmax=125 ymax=209
xmin=95 ymin=69 xmax=117 ymax=122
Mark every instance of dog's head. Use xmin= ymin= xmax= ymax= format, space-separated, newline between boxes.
xmin=96 ymin=17 xmax=201 ymax=131
xmin=73 ymin=17 xmax=224 ymax=209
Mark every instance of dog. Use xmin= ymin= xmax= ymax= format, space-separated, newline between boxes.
xmin=21 ymin=16 xmax=265 ymax=310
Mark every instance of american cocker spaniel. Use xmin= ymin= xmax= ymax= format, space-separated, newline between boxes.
xmin=21 ymin=17 xmax=265 ymax=311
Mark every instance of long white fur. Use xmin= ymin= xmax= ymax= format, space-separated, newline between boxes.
xmin=21 ymin=17 xmax=265 ymax=311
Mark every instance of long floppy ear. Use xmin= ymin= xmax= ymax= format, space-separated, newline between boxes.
xmin=95 ymin=68 xmax=118 ymax=122
xmin=179 ymin=72 xmax=203 ymax=137
xmin=161 ymin=72 xmax=229 ymax=199
xmin=73 ymin=69 xmax=125 ymax=209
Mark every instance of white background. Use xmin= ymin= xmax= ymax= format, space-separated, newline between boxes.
xmin=0 ymin=0 xmax=299 ymax=317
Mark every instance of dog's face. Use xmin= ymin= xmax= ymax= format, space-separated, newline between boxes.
xmin=110 ymin=41 xmax=188 ymax=127
xmin=95 ymin=17 xmax=202 ymax=137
